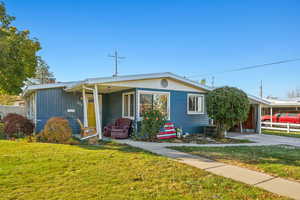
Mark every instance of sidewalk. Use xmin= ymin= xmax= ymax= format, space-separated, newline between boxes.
xmin=116 ymin=138 xmax=300 ymax=200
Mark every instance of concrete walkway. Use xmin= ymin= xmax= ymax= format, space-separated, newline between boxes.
xmin=116 ymin=134 xmax=300 ymax=200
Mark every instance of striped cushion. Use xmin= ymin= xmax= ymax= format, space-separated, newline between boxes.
xmin=157 ymin=122 xmax=177 ymax=139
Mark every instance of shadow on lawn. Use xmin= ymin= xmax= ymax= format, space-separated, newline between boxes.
xmin=77 ymin=142 xmax=159 ymax=156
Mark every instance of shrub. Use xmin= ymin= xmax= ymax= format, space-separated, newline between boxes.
xmin=3 ymin=113 xmax=35 ymax=139
xmin=37 ymin=117 xmax=72 ymax=144
xmin=206 ymin=86 xmax=250 ymax=138
xmin=3 ymin=113 xmax=22 ymax=123
xmin=141 ymin=109 xmax=166 ymax=141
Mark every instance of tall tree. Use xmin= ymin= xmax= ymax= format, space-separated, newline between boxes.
xmin=0 ymin=2 xmax=41 ymax=94
xmin=28 ymin=56 xmax=54 ymax=84
xmin=287 ymin=87 xmax=300 ymax=98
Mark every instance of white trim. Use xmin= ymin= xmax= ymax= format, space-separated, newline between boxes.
xmin=93 ymin=85 xmax=102 ymax=139
xmin=99 ymin=94 xmax=103 ymax=126
xmin=34 ymin=92 xmax=37 ymax=126
xmin=187 ymin=93 xmax=205 ymax=115
xmin=122 ymin=92 xmax=135 ymax=120
xmin=82 ymin=88 xmax=88 ymax=127
xmin=258 ymin=104 xmax=262 ymax=134
xmin=136 ymin=90 xmax=171 ymax=121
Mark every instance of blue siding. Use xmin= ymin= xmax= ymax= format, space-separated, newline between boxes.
xmin=171 ymin=91 xmax=209 ymax=133
xmin=102 ymin=89 xmax=135 ymax=127
xmin=36 ymin=88 xmax=83 ymax=134
xmin=34 ymin=87 xmax=208 ymax=135
xmin=137 ymin=88 xmax=209 ymax=133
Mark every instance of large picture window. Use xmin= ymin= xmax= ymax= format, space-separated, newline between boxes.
xmin=122 ymin=92 xmax=134 ymax=119
xmin=138 ymin=91 xmax=170 ymax=119
xmin=187 ymin=94 xmax=204 ymax=114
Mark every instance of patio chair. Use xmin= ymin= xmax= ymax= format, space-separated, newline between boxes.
xmin=104 ymin=118 xmax=132 ymax=139
xmin=77 ymin=119 xmax=97 ymax=137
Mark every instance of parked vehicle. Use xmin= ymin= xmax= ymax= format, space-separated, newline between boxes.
xmin=262 ymin=113 xmax=300 ymax=124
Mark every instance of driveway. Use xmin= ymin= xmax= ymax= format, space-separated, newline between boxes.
xmin=227 ymin=132 xmax=300 ymax=147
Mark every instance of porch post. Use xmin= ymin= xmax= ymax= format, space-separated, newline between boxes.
xmin=270 ymin=106 xmax=273 ymax=127
xmin=82 ymin=87 xmax=88 ymax=127
xmin=257 ymin=104 xmax=262 ymax=134
xmin=93 ymin=84 xmax=102 ymax=139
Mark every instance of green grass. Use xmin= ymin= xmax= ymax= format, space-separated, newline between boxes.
xmin=0 ymin=141 xmax=289 ymax=200
xmin=262 ymin=129 xmax=300 ymax=138
xmin=0 ymin=123 xmax=5 ymax=139
xmin=170 ymin=145 xmax=300 ymax=182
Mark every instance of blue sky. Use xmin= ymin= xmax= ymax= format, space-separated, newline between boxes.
xmin=7 ymin=0 xmax=300 ymax=97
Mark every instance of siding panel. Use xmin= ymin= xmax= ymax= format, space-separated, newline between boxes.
xmin=36 ymin=88 xmax=83 ymax=134
xmin=137 ymin=88 xmax=209 ymax=133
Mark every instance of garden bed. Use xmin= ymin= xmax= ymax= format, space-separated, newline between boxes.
xmin=135 ymin=134 xmax=254 ymax=144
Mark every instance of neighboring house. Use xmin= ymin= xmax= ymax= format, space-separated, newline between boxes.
xmin=261 ymin=98 xmax=300 ymax=118
xmin=23 ymin=72 xmax=267 ymax=137
xmin=0 ymin=105 xmax=26 ymax=120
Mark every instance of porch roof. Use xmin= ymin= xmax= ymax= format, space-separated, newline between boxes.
xmin=64 ymin=72 xmax=213 ymax=92
xmin=22 ymin=72 xmax=268 ymax=105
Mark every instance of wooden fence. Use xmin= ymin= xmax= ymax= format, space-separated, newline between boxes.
xmin=261 ymin=121 xmax=300 ymax=133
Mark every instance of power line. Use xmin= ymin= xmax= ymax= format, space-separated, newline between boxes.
xmin=187 ymin=58 xmax=300 ymax=78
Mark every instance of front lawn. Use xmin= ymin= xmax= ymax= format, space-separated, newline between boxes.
xmin=170 ymin=145 xmax=300 ymax=182
xmin=262 ymin=129 xmax=300 ymax=138
xmin=0 ymin=141 xmax=288 ymax=200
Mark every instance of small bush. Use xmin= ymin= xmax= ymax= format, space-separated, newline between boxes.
xmin=3 ymin=113 xmax=22 ymax=123
xmin=3 ymin=114 xmax=35 ymax=139
xmin=37 ymin=117 xmax=72 ymax=144
xmin=141 ymin=109 xmax=166 ymax=141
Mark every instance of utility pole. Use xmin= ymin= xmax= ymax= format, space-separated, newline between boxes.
xmin=260 ymin=80 xmax=263 ymax=98
xmin=108 ymin=50 xmax=125 ymax=77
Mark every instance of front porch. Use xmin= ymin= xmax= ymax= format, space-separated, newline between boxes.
xmin=76 ymin=84 xmax=135 ymax=140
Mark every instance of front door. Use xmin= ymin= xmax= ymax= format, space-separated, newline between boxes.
xmin=87 ymin=99 xmax=96 ymax=127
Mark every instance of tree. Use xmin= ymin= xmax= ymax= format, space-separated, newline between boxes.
xmin=35 ymin=56 xmax=54 ymax=84
xmin=0 ymin=2 xmax=41 ymax=95
xmin=25 ymin=56 xmax=55 ymax=85
xmin=206 ymin=86 xmax=250 ymax=138
xmin=287 ymin=87 xmax=300 ymax=98
xmin=200 ymin=78 xmax=206 ymax=85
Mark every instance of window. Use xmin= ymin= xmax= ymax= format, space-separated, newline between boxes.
xmin=138 ymin=91 xmax=170 ymax=120
xmin=122 ymin=92 xmax=134 ymax=119
xmin=187 ymin=94 xmax=204 ymax=114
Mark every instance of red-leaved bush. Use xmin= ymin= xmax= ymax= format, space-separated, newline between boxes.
xmin=3 ymin=113 xmax=35 ymax=138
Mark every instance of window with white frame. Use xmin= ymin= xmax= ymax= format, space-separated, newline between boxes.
xmin=122 ymin=92 xmax=134 ymax=119
xmin=138 ymin=91 xmax=170 ymax=119
xmin=187 ymin=94 xmax=204 ymax=114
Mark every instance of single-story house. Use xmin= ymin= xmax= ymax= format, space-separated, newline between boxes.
xmin=23 ymin=72 xmax=267 ymax=138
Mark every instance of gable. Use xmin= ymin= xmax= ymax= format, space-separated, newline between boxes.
xmin=100 ymin=78 xmax=207 ymax=93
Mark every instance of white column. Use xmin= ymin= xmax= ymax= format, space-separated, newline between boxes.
xmin=82 ymin=88 xmax=88 ymax=127
xmin=270 ymin=107 xmax=273 ymax=127
xmin=257 ymin=104 xmax=262 ymax=134
xmin=93 ymin=84 xmax=102 ymax=139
